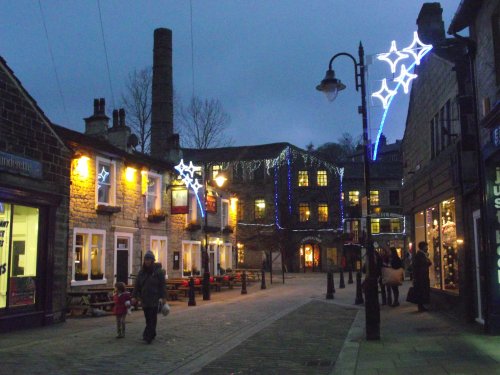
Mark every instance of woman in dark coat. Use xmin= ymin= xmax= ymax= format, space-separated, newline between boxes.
xmin=389 ymin=247 xmax=403 ymax=307
xmin=412 ymin=241 xmax=432 ymax=312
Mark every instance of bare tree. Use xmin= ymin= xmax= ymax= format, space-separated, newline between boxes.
xmin=177 ymin=96 xmax=232 ymax=149
xmin=121 ymin=67 xmax=152 ymax=153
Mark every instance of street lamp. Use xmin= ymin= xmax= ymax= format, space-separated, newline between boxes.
xmin=316 ymin=42 xmax=380 ymax=340
xmin=202 ymin=167 xmax=226 ymax=300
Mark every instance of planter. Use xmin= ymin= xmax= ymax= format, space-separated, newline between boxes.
xmin=75 ymin=273 xmax=88 ymax=281
xmin=147 ymin=214 xmax=166 ymax=223
xmin=96 ymin=205 xmax=121 ymax=215
xmin=185 ymin=224 xmax=201 ymax=232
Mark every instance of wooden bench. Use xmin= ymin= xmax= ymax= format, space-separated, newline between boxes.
xmin=167 ymin=289 xmax=182 ymax=301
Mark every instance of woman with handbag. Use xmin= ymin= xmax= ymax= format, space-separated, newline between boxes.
xmin=389 ymin=247 xmax=403 ymax=307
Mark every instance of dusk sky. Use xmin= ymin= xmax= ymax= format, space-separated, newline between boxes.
xmin=1 ymin=0 xmax=461 ymax=150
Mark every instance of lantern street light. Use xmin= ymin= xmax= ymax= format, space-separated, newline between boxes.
xmin=316 ymin=42 xmax=380 ymax=340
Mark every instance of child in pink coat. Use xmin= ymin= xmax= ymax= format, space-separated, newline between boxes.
xmin=113 ymin=282 xmax=131 ymax=338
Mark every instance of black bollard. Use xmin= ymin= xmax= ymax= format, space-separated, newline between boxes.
xmin=241 ymin=270 xmax=248 ymax=294
xmin=339 ymin=267 xmax=346 ymax=289
xmin=348 ymin=267 xmax=354 ymax=284
xmin=202 ymin=271 xmax=211 ymax=301
xmin=261 ymin=269 xmax=266 ymax=289
xmin=188 ymin=277 xmax=196 ymax=306
xmin=326 ymin=271 xmax=334 ymax=299
xmin=355 ymin=271 xmax=364 ymax=305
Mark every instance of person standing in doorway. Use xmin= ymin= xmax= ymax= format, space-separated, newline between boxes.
xmin=131 ymin=250 xmax=167 ymax=343
xmin=413 ymin=241 xmax=432 ymax=312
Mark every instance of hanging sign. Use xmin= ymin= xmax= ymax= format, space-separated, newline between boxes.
xmin=206 ymin=193 xmax=217 ymax=213
xmin=171 ymin=188 xmax=188 ymax=214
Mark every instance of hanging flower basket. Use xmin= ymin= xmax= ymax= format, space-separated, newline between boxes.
xmin=147 ymin=209 xmax=167 ymax=223
xmin=185 ymin=223 xmax=201 ymax=232
xmin=96 ymin=205 xmax=121 ymax=215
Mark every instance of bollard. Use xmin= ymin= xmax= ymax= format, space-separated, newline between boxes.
xmin=202 ymin=271 xmax=211 ymax=301
xmin=188 ymin=277 xmax=196 ymax=306
xmin=241 ymin=270 xmax=248 ymax=294
xmin=326 ymin=271 xmax=334 ymax=299
xmin=339 ymin=267 xmax=346 ymax=289
xmin=355 ymin=271 xmax=364 ymax=305
xmin=261 ymin=269 xmax=267 ymax=289
xmin=348 ymin=267 xmax=354 ymax=284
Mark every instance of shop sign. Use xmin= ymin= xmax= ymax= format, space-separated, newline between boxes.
xmin=301 ymin=236 xmax=322 ymax=244
xmin=206 ymin=193 xmax=217 ymax=213
xmin=0 ymin=151 xmax=42 ymax=179
xmin=491 ymin=126 xmax=500 ymax=148
xmin=171 ymin=188 xmax=188 ymax=214
xmin=491 ymin=166 xmax=500 ymax=287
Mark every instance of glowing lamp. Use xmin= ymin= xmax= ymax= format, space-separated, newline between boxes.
xmin=230 ymin=197 xmax=238 ymax=212
xmin=257 ymin=202 xmax=266 ymax=209
xmin=214 ymin=173 xmax=227 ymax=187
xmin=125 ymin=167 xmax=136 ymax=182
xmin=74 ymin=156 xmax=90 ymax=178
xmin=456 ymin=239 xmax=464 ymax=245
xmin=316 ymin=69 xmax=346 ymax=102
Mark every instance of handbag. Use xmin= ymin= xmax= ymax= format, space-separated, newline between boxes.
xmin=406 ymin=286 xmax=418 ymax=304
xmin=381 ymin=267 xmax=404 ymax=286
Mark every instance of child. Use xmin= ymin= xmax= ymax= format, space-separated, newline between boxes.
xmin=113 ymin=282 xmax=131 ymax=338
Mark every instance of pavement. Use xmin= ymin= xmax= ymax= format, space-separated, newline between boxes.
xmin=0 ymin=273 xmax=498 ymax=374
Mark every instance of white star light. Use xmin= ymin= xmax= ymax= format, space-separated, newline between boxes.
xmin=372 ymin=79 xmax=397 ymax=109
xmin=174 ymin=159 xmax=186 ymax=174
xmin=184 ymin=161 xmax=196 ymax=178
xmin=97 ymin=167 xmax=109 ymax=183
xmin=191 ymin=179 xmax=203 ymax=194
xmin=377 ymin=40 xmax=409 ymax=73
xmin=394 ymin=64 xmax=418 ymax=93
xmin=402 ymin=31 xmax=433 ymax=65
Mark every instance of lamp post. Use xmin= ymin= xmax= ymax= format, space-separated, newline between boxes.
xmin=316 ymin=42 xmax=380 ymax=340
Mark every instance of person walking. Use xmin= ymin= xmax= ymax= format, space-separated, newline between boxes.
xmin=380 ymin=248 xmax=393 ymax=306
xmin=389 ymin=247 xmax=403 ymax=307
xmin=131 ymin=250 xmax=167 ymax=343
xmin=113 ymin=282 xmax=131 ymax=338
xmin=413 ymin=241 xmax=432 ymax=312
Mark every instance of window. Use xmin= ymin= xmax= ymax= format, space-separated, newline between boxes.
xmin=348 ymin=191 xmax=359 ymax=206
xmin=143 ymin=172 xmax=162 ymax=215
xmin=390 ymin=219 xmax=401 ymax=232
xmin=237 ymin=199 xmax=244 ymax=221
xmin=371 ymin=219 xmax=380 ymax=234
xmin=298 ymin=171 xmax=309 ymax=187
xmin=389 ymin=190 xmax=400 ymax=206
xmin=72 ymin=228 xmax=106 ymax=285
xmin=96 ymin=157 xmax=116 ymax=205
xmin=187 ymin=192 xmax=199 ymax=224
xmin=317 ymin=170 xmax=328 ymax=186
xmin=370 ymin=191 xmax=379 ymax=206
xmin=221 ymin=199 xmax=229 ymax=227
xmin=254 ymin=199 xmax=265 ymax=219
xmin=182 ymin=241 xmax=201 ymax=277
xmin=318 ymin=203 xmax=328 ymax=222
xmin=299 ymin=203 xmax=310 ymax=222
xmin=150 ymin=236 xmax=168 ymax=276
xmin=219 ymin=243 xmax=232 ymax=273
xmin=212 ymin=165 xmax=222 ymax=180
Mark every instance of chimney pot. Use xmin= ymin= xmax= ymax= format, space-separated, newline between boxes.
xmin=93 ymin=99 xmax=99 ymax=115
xmin=119 ymin=108 xmax=125 ymax=127
xmin=112 ymin=110 xmax=119 ymax=128
xmin=99 ymin=98 xmax=106 ymax=115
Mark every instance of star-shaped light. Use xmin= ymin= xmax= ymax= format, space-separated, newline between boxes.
xmin=184 ymin=161 xmax=196 ymax=178
xmin=394 ymin=64 xmax=418 ymax=93
xmin=191 ymin=179 xmax=203 ymax=194
xmin=174 ymin=159 xmax=186 ymax=174
xmin=97 ymin=166 xmax=110 ymax=183
xmin=371 ymin=79 xmax=397 ymax=109
xmin=402 ymin=31 xmax=433 ymax=65
xmin=377 ymin=40 xmax=409 ymax=73
xmin=181 ymin=174 xmax=193 ymax=187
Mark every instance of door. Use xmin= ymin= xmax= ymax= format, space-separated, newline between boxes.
xmin=115 ymin=233 xmax=133 ymax=285
xmin=472 ymin=210 xmax=484 ymax=324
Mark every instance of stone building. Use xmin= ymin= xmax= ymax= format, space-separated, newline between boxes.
xmin=0 ymin=57 xmax=70 ymax=331
xmin=183 ymin=143 xmax=342 ymax=273
xmin=401 ymin=3 xmax=481 ymax=323
xmin=448 ymin=0 xmax=500 ymax=333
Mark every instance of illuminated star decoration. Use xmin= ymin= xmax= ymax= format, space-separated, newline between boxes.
xmin=402 ymin=31 xmax=433 ymax=65
xmin=174 ymin=159 xmax=205 ymax=217
xmin=376 ymin=40 xmax=409 ymax=73
xmin=371 ymin=79 xmax=397 ymax=109
xmin=394 ymin=64 xmax=418 ymax=94
xmin=97 ymin=166 xmax=109 ymax=190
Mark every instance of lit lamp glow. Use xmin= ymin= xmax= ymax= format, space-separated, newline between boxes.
xmin=125 ymin=167 xmax=136 ymax=182
xmin=230 ymin=197 xmax=238 ymax=212
xmin=214 ymin=173 xmax=227 ymax=187
xmin=74 ymin=155 xmax=90 ymax=178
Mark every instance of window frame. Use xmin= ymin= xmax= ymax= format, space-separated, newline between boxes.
xmin=317 ymin=203 xmax=328 ymax=223
xmin=348 ymin=191 xmax=360 ymax=206
xmin=298 ymin=171 xmax=309 ymax=187
xmin=254 ymin=199 xmax=266 ymax=220
xmin=317 ymin=170 xmax=328 ymax=186
xmin=299 ymin=202 xmax=310 ymax=222
xmin=95 ymin=156 xmax=116 ymax=206
xmin=144 ymin=171 xmax=163 ymax=216
xmin=370 ymin=190 xmax=380 ymax=206
xmin=221 ymin=199 xmax=229 ymax=228
xmin=71 ymin=228 xmax=107 ymax=286
xmin=181 ymin=240 xmax=202 ymax=277
xmin=150 ymin=236 xmax=168 ymax=278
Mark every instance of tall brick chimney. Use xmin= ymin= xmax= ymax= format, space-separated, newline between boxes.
xmin=417 ymin=3 xmax=446 ymax=45
xmin=84 ymin=98 xmax=109 ymax=139
xmin=151 ymin=28 xmax=174 ymax=159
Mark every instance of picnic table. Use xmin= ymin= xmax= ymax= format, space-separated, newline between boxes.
xmin=66 ymin=290 xmax=114 ymax=316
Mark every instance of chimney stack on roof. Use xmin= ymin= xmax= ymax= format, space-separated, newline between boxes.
xmin=417 ymin=3 xmax=446 ymax=45
xmin=108 ymin=107 xmax=131 ymax=151
xmin=85 ymin=97 xmax=109 ymax=139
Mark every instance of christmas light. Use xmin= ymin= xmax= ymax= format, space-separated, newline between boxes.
xmin=175 ymin=159 xmax=205 ymax=217
xmin=97 ymin=166 xmax=110 ymax=190
xmin=339 ymin=167 xmax=345 ymax=229
xmin=376 ymin=40 xmax=409 ymax=73
xmin=287 ymin=148 xmax=292 ymax=214
xmin=274 ymin=163 xmax=280 ymax=227
xmin=402 ymin=31 xmax=432 ymax=66
xmin=371 ymin=79 xmax=397 ymax=109
xmin=394 ymin=64 xmax=418 ymax=94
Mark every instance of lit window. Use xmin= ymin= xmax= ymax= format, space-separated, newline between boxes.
xmin=391 ymin=219 xmax=401 ymax=232
xmin=219 ymin=243 xmax=232 ymax=273
xmin=317 ymin=170 xmax=328 ymax=186
xmin=182 ymin=241 xmax=201 ymax=277
xmin=150 ymin=236 xmax=168 ymax=276
xmin=72 ymin=228 xmax=106 ymax=284
xmin=212 ymin=165 xmax=222 ymax=180
xmin=318 ymin=203 xmax=328 ymax=222
xmin=255 ymin=199 xmax=266 ymax=219
xmin=96 ymin=157 xmax=116 ymax=205
xmin=371 ymin=219 xmax=380 ymax=234
xmin=299 ymin=203 xmax=310 ymax=222
xmin=221 ymin=199 xmax=229 ymax=227
xmin=348 ymin=191 xmax=359 ymax=206
xmin=237 ymin=199 xmax=244 ymax=221
xmin=298 ymin=171 xmax=309 ymax=187
xmin=143 ymin=172 xmax=162 ymax=216
xmin=370 ymin=190 xmax=379 ymax=206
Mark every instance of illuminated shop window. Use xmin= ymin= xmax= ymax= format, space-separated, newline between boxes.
xmin=317 ymin=170 xmax=328 ymax=186
xmin=182 ymin=241 xmax=201 ymax=277
xmin=298 ymin=171 xmax=309 ymax=187
xmin=150 ymin=236 xmax=168 ymax=276
xmin=390 ymin=219 xmax=401 ymax=232
xmin=318 ymin=203 xmax=328 ymax=222
xmin=370 ymin=190 xmax=379 ymax=206
xmin=371 ymin=219 xmax=380 ymax=234
xmin=348 ymin=191 xmax=359 ymax=206
xmin=254 ymin=199 xmax=266 ymax=219
xmin=299 ymin=203 xmax=310 ymax=222
xmin=72 ymin=228 xmax=105 ymax=284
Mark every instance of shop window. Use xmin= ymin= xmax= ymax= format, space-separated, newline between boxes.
xmin=390 ymin=219 xmax=401 ymax=233
xmin=143 ymin=172 xmax=162 ymax=216
xmin=370 ymin=190 xmax=379 ymax=206
xmin=318 ymin=203 xmax=328 ymax=222
xmin=298 ymin=171 xmax=309 ymax=187
xmin=182 ymin=241 xmax=201 ymax=277
xmin=371 ymin=219 xmax=380 ymax=234
xmin=254 ymin=199 xmax=265 ymax=220
xmin=380 ymin=219 xmax=391 ymax=233
xmin=348 ymin=191 xmax=359 ymax=206
xmin=0 ymin=203 xmax=39 ymax=309
xmin=299 ymin=203 xmax=310 ymax=222
xmin=440 ymin=199 xmax=458 ymax=292
xmin=150 ymin=236 xmax=168 ymax=276
xmin=317 ymin=170 xmax=328 ymax=186
xmin=96 ymin=157 xmax=116 ymax=206
xmin=389 ymin=190 xmax=400 ymax=206
xmin=426 ymin=205 xmax=442 ymax=289
xmin=72 ymin=229 xmax=105 ymax=285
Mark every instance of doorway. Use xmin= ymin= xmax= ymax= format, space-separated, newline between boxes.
xmin=300 ymin=243 xmax=321 ymax=272
xmin=115 ymin=233 xmax=133 ymax=285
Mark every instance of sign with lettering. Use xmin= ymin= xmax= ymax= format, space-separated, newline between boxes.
xmin=171 ymin=188 xmax=188 ymax=214
xmin=0 ymin=151 xmax=42 ymax=179
xmin=206 ymin=193 xmax=217 ymax=214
